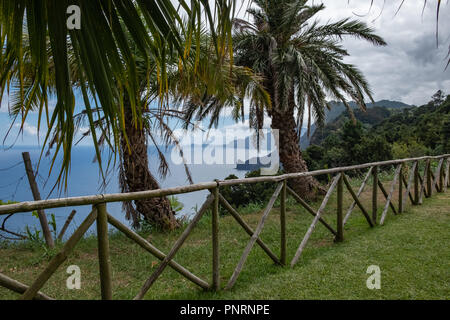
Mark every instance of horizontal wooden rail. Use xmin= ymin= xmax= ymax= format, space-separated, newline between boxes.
xmin=217 ymin=154 xmax=450 ymax=186
xmin=0 ymin=273 xmax=53 ymax=300
xmin=0 ymin=182 xmax=217 ymax=215
xmin=1 ymin=154 xmax=449 ymax=216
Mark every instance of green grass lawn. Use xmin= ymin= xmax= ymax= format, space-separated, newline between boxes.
xmin=0 ymin=180 xmax=449 ymax=300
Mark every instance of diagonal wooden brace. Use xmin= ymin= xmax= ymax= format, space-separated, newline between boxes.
xmin=378 ymin=179 xmax=397 ymax=214
xmin=225 ymin=182 xmax=284 ymax=290
xmin=431 ymin=158 xmax=444 ymax=193
xmin=20 ymin=209 xmax=98 ymax=300
xmin=134 ymin=195 xmax=213 ymax=299
xmin=444 ymin=158 xmax=450 ymax=192
xmin=0 ymin=272 xmax=54 ymax=300
xmin=380 ymin=164 xmax=402 ymax=225
xmin=401 ymin=174 xmax=414 ymax=204
xmin=342 ymin=174 xmax=374 ymax=227
xmin=419 ymin=160 xmax=429 ymax=204
xmin=343 ymin=167 xmax=373 ymax=225
xmin=402 ymin=161 xmax=417 ymax=209
xmin=218 ymin=194 xmax=281 ymax=265
xmin=286 ymin=186 xmax=337 ymax=236
xmin=107 ymin=213 xmax=210 ymax=290
xmin=290 ymin=174 xmax=341 ymax=267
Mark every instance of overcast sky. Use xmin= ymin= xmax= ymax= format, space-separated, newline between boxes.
xmin=295 ymin=0 xmax=449 ymax=105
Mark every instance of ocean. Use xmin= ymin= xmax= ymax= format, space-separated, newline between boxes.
xmin=0 ymin=145 xmax=247 ymax=240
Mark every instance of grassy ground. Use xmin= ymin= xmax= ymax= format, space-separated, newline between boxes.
xmin=0 ymin=174 xmax=449 ymax=300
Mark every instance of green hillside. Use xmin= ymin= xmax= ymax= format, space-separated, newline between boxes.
xmin=303 ymin=93 xmax=450 ymax=173
xmin=325 ymin=99 xmax=411 ymax=123
xmin=310 ymin=106 xmax=392 ymax=146
xmin=300 ymin=100 xmax=412 ymax=149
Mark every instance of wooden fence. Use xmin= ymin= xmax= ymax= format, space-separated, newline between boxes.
xmin=0 ymin=154 xmax=449 ymax=300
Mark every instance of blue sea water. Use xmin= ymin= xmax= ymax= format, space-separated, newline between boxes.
xmin=0 ymin=145 xmax=246 ymax=240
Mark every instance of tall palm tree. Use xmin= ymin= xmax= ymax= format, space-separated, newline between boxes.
xmin=3 ymin=22 xmax=268 ymax=230
xmin=0 ymin=0 xmax=239 ymax=190
xmin=0 ymin=1 xmax=246 ymax=230
xmin=80 ymin=27 xmax=269 ymax=230
xmin=2 ymin=31 xmax=184 ymax=230
xmin=235 ymin=0 xmax=387 ymax=199
xmin=186 ymin=0 xmax=386 ymax=199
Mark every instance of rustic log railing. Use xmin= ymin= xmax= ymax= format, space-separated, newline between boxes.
xmin=0 ymin=154 xmax=449 ymax=300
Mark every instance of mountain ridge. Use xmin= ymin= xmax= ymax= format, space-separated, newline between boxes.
xmin=300 ymin=99 xmax=412 ymax=149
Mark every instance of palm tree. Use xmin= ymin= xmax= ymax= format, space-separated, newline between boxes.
xmin=186 ymin=0 xmax=386 ymax=200
xmin=0 ymin=0 xmax=239 ymax=190
xmin=1 ymin=31 xmax=182 ymax=230
xmin=0 ymin=1 xmax=243 ymax=230
xmin=3 ymin=20 xmax=268 ymax=230
xmin=85 ymin=28 xmax=268 ymax=230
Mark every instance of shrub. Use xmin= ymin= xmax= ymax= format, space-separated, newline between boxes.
xmin=220 ymin=169 xmax=280 ymax=214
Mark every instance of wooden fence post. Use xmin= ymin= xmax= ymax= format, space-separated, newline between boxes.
xmin=439 ymin=160 xmax=444 ymax=192
xmin=445 ymin=157 xmax=450 ymax=191
xmin=95 ymin=203 xmax=113 ymax=300
xmin=336 ymin=173 xmax=344 ymax=242
xmin=280 ymin=179 xmax=287 ymax=265
xmin=372 ymin=166 xmax=378 ymax=224
xmin=22 ymin=152 xmax=54 ymax=248
xmin=426 ymin=159 xmax=432 ymax=198
xmin=447 ymin=157 xmax=450 ymax=188
xmin=212 ymin=186 xmax=220 ymax=291
xmin=414 ymin=161 xmax=419 ymax=205
xmin=398 ymin=164 xmax=403 ymax=213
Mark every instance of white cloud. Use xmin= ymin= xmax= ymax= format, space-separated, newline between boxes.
xmin=0 ymin=95 xmax=10 ymax=113
xmin=14 ymin=122 xmax=38 ymax=136
xmin=316 ymin=0 xmax=450 ymax=105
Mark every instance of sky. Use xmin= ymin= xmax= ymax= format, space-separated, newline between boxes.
xmin=312 ymin=0 xmax=450 ymax=105
xmin=0 ymin=0 xmax=449 ymax=147
xmin=232 ymin=0 xmax=449 ymax=105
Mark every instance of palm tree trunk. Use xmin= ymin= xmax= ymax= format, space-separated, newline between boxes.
xmin=270 ymin=109 xmax=325 ymax=200
xmin=119 ymin=103 xmax=178 ymax=231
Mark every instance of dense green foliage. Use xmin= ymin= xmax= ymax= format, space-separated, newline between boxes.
xmin=304 ymin=120 xmax=393 ymax=177
xmin=310 ymin=106 xmax=392 ymax=146
xmin=371 ymin=93 xmax=450 ymax=157
xmin=220 ymin=170 xmax=278 ymax=213
xmin=304 ymin=93 xmax=450 ymax=175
